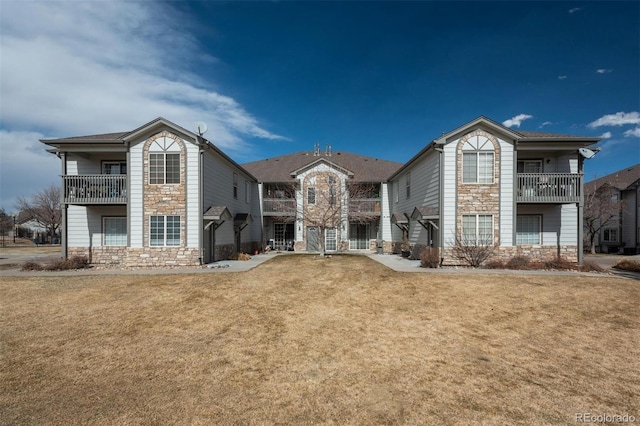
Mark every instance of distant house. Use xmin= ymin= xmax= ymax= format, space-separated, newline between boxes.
xmin=585 ymin=164 xmax=640 ymax=254
xmin=41 ymin=116 xmax=601 ymax=266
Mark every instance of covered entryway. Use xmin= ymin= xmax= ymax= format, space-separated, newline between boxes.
xmin=203 ymin=206 xmax=232 ymax=263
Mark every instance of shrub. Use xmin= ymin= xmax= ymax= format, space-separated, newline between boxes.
xmin=229 ymin=252 xmax=251 ymax=261
xmin=506 ymin=256 xmax=530 ymax=270
xmin=450 ymin=236 xmax=497 ymax=267
xmin=484 ymin=259 xmax=506 ymax=269
xmin=419 ymin=247 xmax=440 ymax=268
xmin=613 ymin=259 xmax=640 ymax=272
xmin=542 ymin=257 xmax=575 ymax=270
xmin=578 ymin=261 xmax=605 ymax=273
xmin=40 ymin=256 xmax=90 ymax=271
xmin=21 ymin=261 xmax=43 ymax=271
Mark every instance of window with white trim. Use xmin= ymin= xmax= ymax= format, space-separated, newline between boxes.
xmin=149 ymin=136 xmax=180 ymax=184
xmin=233 ymin=173 xmax=238 ymax=199
xmin=103 ymin=217 xmax=127 ymax=246
xmin=603 ymin=228 xmax=618 ymax=242
xmin=406 ymin=172 xmax=411 ymax=199
xmin=461 ymin=214 xmax=493 ymax=245
xmin=150 ymin=215 xmax=180 ymax=246
xmin=516 ymin=215 xmax=541 ymax=245
xmin=307 ymin=187 xmax=316 ymax=204
xmin=462 ymin=134 xmax=495 ymax=183
xmin=245 ymin=180 xmax=250 ymax=203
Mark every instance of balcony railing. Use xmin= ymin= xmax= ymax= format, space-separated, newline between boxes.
xmin=263 ymin=198 xmax=296 ymax=215
xmin=63 ymin=175 xmax=127 ymax=204
xmin=349 ymin=198 xmax=381 ymax=216
xmin=516 ymin=173 xmax=582 ymax=203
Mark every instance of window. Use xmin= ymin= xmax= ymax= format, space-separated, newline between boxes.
xmin=395 ymin=181 xmax=399 ymax=203
xmin=149 ymin=153 xmax=179 ymax=184
xmin=603 ymin=228 xmax=618 ymax=242
xmin=611 ymin=193 xmax=619 ymax=202
xmin=516 ymin=215 xmax=541 ymax=245
xmin=329 ymin=186 xmax=336 ymax=205
xmin=461 ymin=214 xmax=493 ymax=245
xmin=150 ymin=215 xmax=180 ymax=246
xmin=233 ymin=173 xmax=238 ymax=199
xmin=517 ymin=160 xmax=542 ymax=174
xmin=463 ymin=152 xmax=494 ymax=183
xmin=307 ymin=187 xmax=316 ymax=204
xmin=245 ymin=180 xmax=250 ymax=203
xmin=102 ymin=162 xmax=127 ymax=175
xmin=103 ymin=217 xmax=127 ymax=246
xmin=406 ymin=172 xmax=411 ymax=199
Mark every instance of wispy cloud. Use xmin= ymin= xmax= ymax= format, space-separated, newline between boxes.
xmin=596 ymin=69 xmax=613 ymax=74
xmin=599 ymin=131 xmax=612 ymax=139
xmin=623 ymin=127 xmax=640 ymax=138
xmin=588 ymin=111 xmax=640 ymax=128
xmin=0 ymin=1 xmax=288 ymax=208
xmin=503 ymin=114 xmax=533 ymax=128
xmin=569 ymin=7 xmax=582 ymax=13
xmin=540 ymin=121 xmax=553 ymax=128
xmin=558 ymin=75 xmax=568 ymax=80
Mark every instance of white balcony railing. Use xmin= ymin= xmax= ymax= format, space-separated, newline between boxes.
xmin=516 ymin=173 xmax=582 ymax=203
xmin=349 ymin=198 xmax=381 ymax=215
xmin=263 ymin=198 xmax=296 ymax=215
xmin=63 ymin=175 xmax=127 ymax=204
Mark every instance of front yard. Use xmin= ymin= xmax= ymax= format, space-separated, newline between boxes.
xmin=1 ymin=255 xmax=638 ymax=424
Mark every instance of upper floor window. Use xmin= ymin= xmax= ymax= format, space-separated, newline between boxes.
xmin=103 ymin=162 xmax=127 ymax=175
xmin=603 ymin=228 xmax=618 ymax=242
xmin=462 ymin=135 xmax=494 ymax=184
xmin=307 ymin=187 xmax=316 ymax=204
xmin=233 ymin=173 xmax=238 ymax=199
xmin=406 ymin=172 xmax=411 ymax=199
xmin=149 ymin=136 xmax=180 ymax=184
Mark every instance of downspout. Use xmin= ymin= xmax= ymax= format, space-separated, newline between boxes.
xmin=198 ymin=135 xmax=204 ymax=265
xmin=435 ymin=145 xmax=445 ymax=266
xmin=577 ymin=155 xmax=584 ymax=264
xmin=60 ymin=152 xmax=68 ymax=259
xmin=513 ymin=140 xmax=518 ymax=247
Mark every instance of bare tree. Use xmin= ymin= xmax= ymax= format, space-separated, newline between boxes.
xmin=269 ymin=180 xmax=381 ymax=256
xmin=450 ymin=235 xmax=498 ymax=267
xmin=584 ymin=184 xmax=624 ymax=254
xmin=17 ymin=185 xmax=61 ymax=242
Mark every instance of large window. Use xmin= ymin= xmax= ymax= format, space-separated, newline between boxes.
xmin=149 ymin=153 xmax=179 ymax=184
xmin=461 ymin=214 xmax=493 ymax=244
xmin=516 ymin=215 xmax=541 ymax=245
xmin=349 ymin=223 xmax=371 ymax=250
xmin=603 ymin=228 xmax=618 ymax=242
xmin=463 ymin=152 xmax=494 ymax=183
xmin=150 ymin=215 xmax=180 ymax=246
xmin=103 ymin=217 xmax=127 ymax=246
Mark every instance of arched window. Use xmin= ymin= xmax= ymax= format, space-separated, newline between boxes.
xmin=149 ymin=136 xmax=180 ymax=184
xmin=462 ymin=135 xmax=494 ymax=184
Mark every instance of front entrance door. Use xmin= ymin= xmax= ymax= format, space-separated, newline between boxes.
xmin=306 ymin=226 xmax=319 ymax=252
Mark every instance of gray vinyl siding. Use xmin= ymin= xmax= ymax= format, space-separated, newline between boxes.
xmin=185 ymin=141 xmax=200 ymax=248
xmin=516 ymin=204 xmax=577 ymax=246
xmin=380 ymin=183 xmax=392 ymax=242
xmin=622 ymin=190 xmax=637 ymax=247
xmin=67 ymin=205 xmax=127 ymax=247
xmin=129 ymin=141 xmax=144 ymax=247
xmin=442 ymin=141 xmax=457 ymax=247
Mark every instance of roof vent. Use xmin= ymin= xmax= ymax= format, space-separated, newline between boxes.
xmin=314 ymin=143 xmax=320 ymax=156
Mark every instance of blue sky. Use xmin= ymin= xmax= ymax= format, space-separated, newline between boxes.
xmin=1 ymin=0 xmax=638 ymax=210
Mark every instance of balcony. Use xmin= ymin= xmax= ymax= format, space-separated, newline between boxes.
xmin=349 ymin=198 xmax=381 ymax=216
xmin=63 ymin=175 xmax=127 ymax=204
xmin=516 ymin=173 xmax=582 ymax=203
xmin=263 ymin=198 xmax=296 ymax=216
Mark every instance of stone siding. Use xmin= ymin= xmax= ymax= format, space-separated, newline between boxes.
xmin=441 ymin=245 xmax=578 ymax=266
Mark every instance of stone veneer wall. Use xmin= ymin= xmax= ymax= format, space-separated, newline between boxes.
xmin=441 ymin=245 xmax=578 ymax=266
xmin=68 ymin=246 xmax=202 ymax=267
xmin=455 ymin=130 xmax=501 ymax=245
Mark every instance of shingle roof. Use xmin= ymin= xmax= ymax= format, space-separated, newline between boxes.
xmin=242 ymin=151 xmax=402 ymax=182
xmin=585 ymin=163 xmax=640 ymax=193
xmin=43 ymin=132 xmax=130 ymax=143
xmin=517 ymin=130 xmax=589 ymax=139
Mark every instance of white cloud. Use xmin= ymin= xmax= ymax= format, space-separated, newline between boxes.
xmin=0 ymin=1 xmax=287 ymax=208
xmin=599 ymin=131 xmax=612 ymax=139
xmin=596 ymin=69 xmax=613 ymax=74
xmin=623 ymin=127 xmax=640 ymax=138
xmin=588 ymin=111 xmax=640 ymax=128
xmin=558 ymin=75 xmax=568 ymax=80
xmin=503 ymin=114 xmax=533 ymax=128
xmin=540 ymin=121 xmax=553 ymax=128
xmin=569 ymin=7 xmax=582 ymax=13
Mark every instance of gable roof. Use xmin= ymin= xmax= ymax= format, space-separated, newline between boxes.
xmin=242 ymin=151 xmax=402 ymax=183
xmin=585 ymin=163 xmax=640 ymax=193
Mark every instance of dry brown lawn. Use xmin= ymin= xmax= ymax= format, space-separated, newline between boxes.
xmin=1 ymin=255 xmax=638 ymax=425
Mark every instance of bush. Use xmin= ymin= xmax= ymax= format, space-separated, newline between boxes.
xmin=484 ymin=259 xmax=506 ymax=269
xmin=450 ymin=236 xmax=497 ymax=267
xmin=419 ymin=247 xmax=440 ymax=268
xmin=578 ymin=261 xmax=605 ymax=273
xmin=506 ymin=256 xmax=530 ymax=270
xmin=21 ymin=261 xmax=43 ymax=271
xmin=542 ymin=257 xmax=575 ymax=270
xmin=613 ymin=259 xmax=640 ymax=272
xmin=229 ymin=252 xmax=251 ymax=261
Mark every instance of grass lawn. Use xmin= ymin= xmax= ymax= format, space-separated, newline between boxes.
xmin=1 ymin=255 xmax=638 ymax=424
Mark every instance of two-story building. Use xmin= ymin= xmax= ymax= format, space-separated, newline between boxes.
xmin=388 ymin=116 xmax=601 ymax=264
xmin=42 ymin=116 xmax=601 ymax=266
xmin=42 ymin=117 xmax=261 ymax=267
